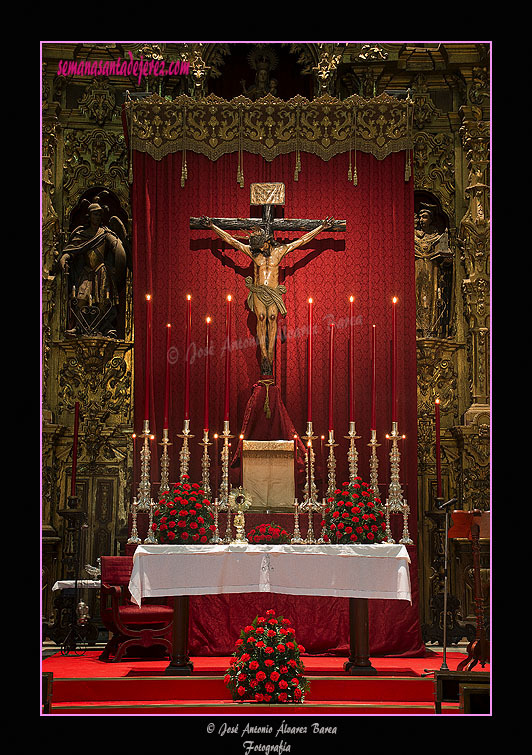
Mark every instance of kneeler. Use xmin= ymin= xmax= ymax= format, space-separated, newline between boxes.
xmin=99 ymin=556 xmax=174 ymax=662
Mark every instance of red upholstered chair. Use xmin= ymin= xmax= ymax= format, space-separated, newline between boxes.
xmin=99 ymin=556 xmax=174 ymax=662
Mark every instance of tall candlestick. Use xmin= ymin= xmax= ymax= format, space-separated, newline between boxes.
xmin=307 ymin=298 xmax=313 ymax=423
xmin=371 ymin=324 xmax=377 ymax=430
xmin=144 ymin=294 xmax=152 ymax=422
xmin=204 ymin=316 xmax=211 ymax=432
xmin=349 ymin=296 xmax=355 ymax=422
xmin=184 ymin=295 xmax=192 ymax=421
xmin=214 ymin=433 xmax=219 ymax=494
xmin=328 ymin=322 xmax=335 ymax=431
xmin=435 ymin=398 xmax=442 ymax=498
xmin=224 ymin=295 xmax=232 ymax=422
xmin=392 ymin=296 xmax=398 ymax=423
xmin=70 ymin=401 xmax=80 ymax=496
xmin=163 ymin=323 xmax=171 ymax=429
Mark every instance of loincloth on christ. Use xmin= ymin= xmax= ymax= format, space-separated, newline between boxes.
xmin=245 ymin=277 xmax=287 ymax=316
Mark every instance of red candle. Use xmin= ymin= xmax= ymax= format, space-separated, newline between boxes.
xmin=144 ymin=294 xmax=152 ymax=423
xmin=132 ymin=433 xmax=137 ymax=490
xmin=293 ymin=435 xmax=298 ymax=497
xmin=307 ymin=298 xmax=313 ymax=423
xmin=328 ymin=322 xmax=335 ymax=431
xmin=184 ymin=295 xmax=192 ymax=421
xmin=435 ymin=398 xmax=442 ymax=497
xmin=392 ymin=296 xmax=398 ymax=423
xmin=224 ymin=295 xmax=232 ymax=422
xmin=349 ymin=296 xmax=355 ymax=422
xmin=371 ymin=324 xmax=377 ymax=431
xmin=70 ymin=401 xmax=80 ymax=496
xmin=204 ymin=316 xmax=211 ymax=431
xmin=163 ymin=323 xmax=171 ymax=429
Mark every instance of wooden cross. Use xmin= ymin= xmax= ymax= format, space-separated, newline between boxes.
xmin=190 ymin=182 xmax=346 ymax=237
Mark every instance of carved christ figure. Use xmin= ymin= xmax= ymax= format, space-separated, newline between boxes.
xmin=202 ymin=215 xmax=335 ymax=375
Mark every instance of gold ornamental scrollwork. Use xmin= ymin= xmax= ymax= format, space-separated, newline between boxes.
xmin=125 ymin=91 xmax=413 ymax=166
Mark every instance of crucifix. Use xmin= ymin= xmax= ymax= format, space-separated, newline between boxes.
xmin=190 ymin=182 xmax=346 ymax=376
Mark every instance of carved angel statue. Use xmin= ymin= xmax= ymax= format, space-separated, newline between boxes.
xmin=60 ymin=191 xmax=128 ymax=338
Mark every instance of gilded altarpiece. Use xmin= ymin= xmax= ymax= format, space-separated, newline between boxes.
xmin=41 ymin=43 xmax=490 ymax=644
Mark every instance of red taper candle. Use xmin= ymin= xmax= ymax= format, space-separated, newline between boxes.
xmin=224 ymin=295 xmax=232 ymax=422
xmin=435 ymin=398 xmax=442 ymax=497
xmin=371 ymin=324 xmax=377 ymax=431
xmin=70 ymin=401 xmax=80 ymax=496
xmin=349 ymin=296 xmax=355 ymax=422
xmin=392 ymin=296 xmax=398 ymax=423
xmin=328 ymin=322 xmax=335 ymax=431
xmin=144 ymin=294 xmax=152 ymax=423
xmin=307 ymin=298 xmax=313 ymax=423
xmin=204 ymin=316 xmax=211 ymax=431
xmin=163 ymin=323 xmax=171 ymax=429
xmin=184 ymin=295 xmax=192 ymax=421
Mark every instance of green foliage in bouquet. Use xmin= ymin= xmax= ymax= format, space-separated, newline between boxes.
xmin=322 ymin=478 xmax=388 ymax=544
xmin=224 ymin=609 xmax=310 ymax=703
xmin=247 ymin=522 xmax=291 ymax=545
xmin=151 ymin=475 xmax=216 ymax=544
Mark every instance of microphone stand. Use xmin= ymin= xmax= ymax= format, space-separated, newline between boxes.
xmin=423 ymin=496 xmax=457 ymax=676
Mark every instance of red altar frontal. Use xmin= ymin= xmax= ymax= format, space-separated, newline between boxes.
xmin=126 ymin=143 xmax=422 ymax=656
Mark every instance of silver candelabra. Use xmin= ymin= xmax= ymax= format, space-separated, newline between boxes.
xmin=177 ymin=418 xmax=194 ymax=478
xmin=137 ymin=419 xmax=152 ymax=511
xmin=385 ymin=421 xmax=413 ymax=545
xmin=159 ymin=428 xmax=171 ymax=499
xmin=345 ymin=421 xmax=361 ymax=482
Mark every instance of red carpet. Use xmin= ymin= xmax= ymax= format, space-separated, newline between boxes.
xmin=42 ymin=650 xmax=490 ymax=716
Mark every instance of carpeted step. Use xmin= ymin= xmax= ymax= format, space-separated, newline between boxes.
xmin=50 ymin=674 xmax=434 ymax=704
xmin=51 ymin=699 xmax=462 ymax=715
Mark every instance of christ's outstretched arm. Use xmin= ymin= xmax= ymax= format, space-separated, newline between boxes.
xmin=202 ymin=217 xmax=252 ymax=257
xmin=278 ymin=216 xmax=336 ymax=259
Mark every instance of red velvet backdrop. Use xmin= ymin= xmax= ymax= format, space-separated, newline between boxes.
xmin=131 ymin=148 xmax=424 ymax=656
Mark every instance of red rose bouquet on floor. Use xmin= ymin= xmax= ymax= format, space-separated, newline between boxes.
xmin=224 ymin=609 xmax=310 ymax=703
xmin=151 ymin=475 xmax=216 ymax=544
xmin=247 ymin=522 xmax=290 ymax=545
xmin=322 ymin=478 xmax=388 ymax=544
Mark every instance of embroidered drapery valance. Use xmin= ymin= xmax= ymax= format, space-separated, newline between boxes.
xmin=125 ymin=91 xmax=413 ymax=184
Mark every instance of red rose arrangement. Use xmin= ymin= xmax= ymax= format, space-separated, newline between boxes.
xmin=322 ymin=478 xmax=388 ymax=544
xmin=151 ymin=475 xmax=216 ymax=544
xmin=247 ymin=522 xmax=290 ymax=545
xmin=224 ymin=609 xmax=310 ymax=704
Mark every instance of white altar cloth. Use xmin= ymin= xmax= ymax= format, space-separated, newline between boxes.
xmin=129 ymin=544 xmax=411 ymax=607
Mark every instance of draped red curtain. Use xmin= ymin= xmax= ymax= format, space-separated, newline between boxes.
xmin=131 ymin=148 xmax=424 ymax=656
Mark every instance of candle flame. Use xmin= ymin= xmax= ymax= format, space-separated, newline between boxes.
xmin=214 ymin=433 xmax=218 ymax=439
xmin=132 ymin=433 xmax=136 ymax=439
xmin=392 ymin=296 xmax=398 ymax=304
xmin=206 ymin=316 xmax=211 ymax=324
xmin=435 ymin=398 xmax=440 ymax=404
xmin=308 ymin=297 xmax=313 ymax=304
xmin=145 ymin=294 xmax=151 ymax=301
xmin=166 ymin=323 xmax=171 ymax=328
xmin=239 ymin=434 xmax=244 ymax=440
xmin=227 ymin=294 xmax=232 ymax=301
xmin=186 ymin=294 xmax=191 ymax=300
xmin=349 ymin=295 xmax=354 ymax=302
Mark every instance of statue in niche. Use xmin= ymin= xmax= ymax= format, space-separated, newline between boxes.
xmin=414 ymin=203 xmax=453 ymax=338
xmin=241 ymin=44 xmax=279 ymax=100
xmin=60 ymin=191 xmax=128 ymax=339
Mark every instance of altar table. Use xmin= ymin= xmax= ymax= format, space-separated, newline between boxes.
xmin=129 ymin=543 xmax=411 ymax=676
